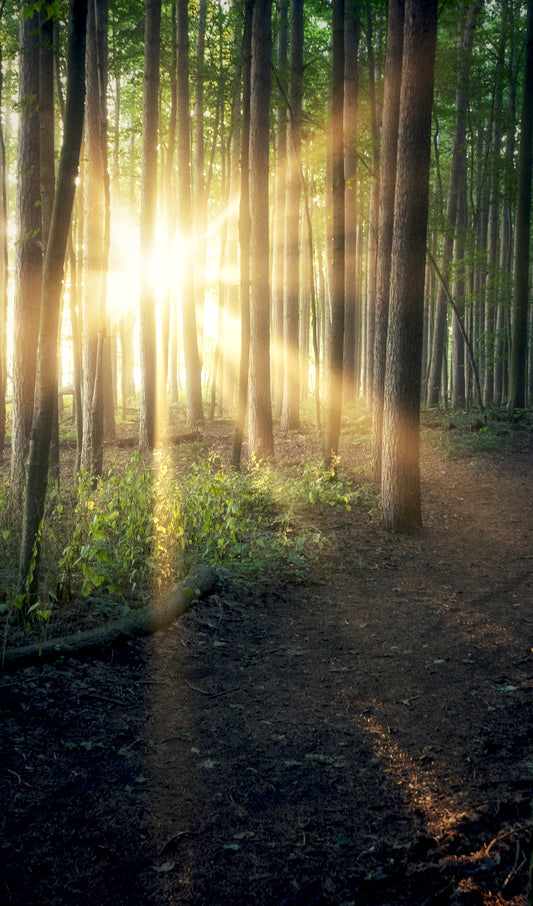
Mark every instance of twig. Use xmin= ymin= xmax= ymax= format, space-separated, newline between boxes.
xmin=184 ymin=682 xmax=240 ymax=698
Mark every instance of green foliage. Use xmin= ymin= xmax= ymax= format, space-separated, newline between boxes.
xmin=60 ymin=452 xmax=183 ymax=602
xmin=180 ymin=458 xmax=322 ymax=584
xmin=0 ymin=449 xmax=375 ymax=639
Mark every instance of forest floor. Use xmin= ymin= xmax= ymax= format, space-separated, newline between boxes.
xmin=1 ymin=412 xmax=533 ymax=905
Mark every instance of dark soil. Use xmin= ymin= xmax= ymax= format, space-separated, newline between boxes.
xmin=1 ymin=417 xmax=532 ymax=905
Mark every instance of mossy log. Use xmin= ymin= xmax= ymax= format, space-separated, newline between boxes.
xmin=1 ymin=564 xmax=219 ymax=671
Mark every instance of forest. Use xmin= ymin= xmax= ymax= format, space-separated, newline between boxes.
xmin=1 ymin=0 xmax=533 ymax=904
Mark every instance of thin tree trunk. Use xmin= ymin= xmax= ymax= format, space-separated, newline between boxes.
xmin=18 ymin=0 xmax=88 ymax=607
xmin=177 ymin=0 xmax=204 ymax=426
xmin=324 ymin=0 xmax=345 ymax=468
xmin=10 ymin=6 xmax=42 ymax=505
xmin=282 ymin=0 xmax=303 ymax=431
xmin=0 ymin=18 xmax=7 ymax=460
xmin=139 ymin=0 xmax=161 ymax=453
xmin=248 ymin=0 xmax=274 ymax=459
xmin=509 ymin=0 xmax=533 ymax=416
xmin=271 ymin=0 xmax=289 ymax=418
xmin=343 ymin=0 xmax=360 ymax=408
xmin=372 ymin=0 xmax=404 ymax=485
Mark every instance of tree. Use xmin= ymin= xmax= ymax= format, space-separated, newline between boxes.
xmin=0 ymin=2 xmax=7 ymax=460
xmin=248 ymin=0 xmax=274 ymax=459
xmin=18 ymin=0 xmax=88 ymax=606
xmin=343 ymin=0 xmax=360 ymax=407
xmin=271 ymin=0 xmax=289 ymax=417
xmin=10 ymin=5 xmax=42 ymax=505
xmin=281 ymin=0 xmax=303 ymax=432
xmin=177 ymin=0 xmax=204 ymax=427
xmin=509 ymin=0 xmax=533 ymax=416
xmin=372 ymin=0 xmax=404 ymax=485
xmin=81 ymin=0 xmax=109 ymax=476
xmin=323 ymin=0 xmax=345 ymax=468
xmin=139 ymin=0 xmax=161 ymax=453
xmin=231 ymin=0 xmax=253 ymax=470
xmin=380 ymin=0 xmax=438 ymax=533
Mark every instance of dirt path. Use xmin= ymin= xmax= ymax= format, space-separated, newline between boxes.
xmin=1 ymin=435 xmax=532 ymax=905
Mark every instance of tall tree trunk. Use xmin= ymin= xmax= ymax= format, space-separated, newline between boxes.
xmin=282 ymin=0 xmax=303 ymax=431
xmin=372 ymin=0 xmax=404 ymax=485
xmin=324 ymin=0 xmax=345 ymax=468
xmin=231 ymin=0 xmax=253 ymax=469
xmin=10 ymin=5 xmax=42 ymax=505
xmin=18 ymin=0 xmax=88 ymax=607
xmin=363 ymin=1 xmax=380 ymax=405
xmin=81 ymin=0 xmax=108 ymax=475
xmin=509 ymin=0 xmax=533 ymax=416
xmin=343 ymin=0 xmax=360 ymax=408
xmin=139 ymin=0 xmax=161 ymax=453
xmin=483 ymin=22 xmax=504 ymax=408
xmin=450 ymin=175 xmax=468 ymax=407
xmin=248 ymin=0 xmax=274 ymax=459
xmin=193 ymin=0 xmax=208 ymax=362
xmin=0 ymin=22 xmax=7 ymax=460
xmin=177 ymin=0 xmax=204 ymax=426
xmin=380 ymin=0 xmax=438 ymax=533
xmin=271 ymin=0 xmax=289 ymax=418
xmin=39 ymin=7 xmax=60 ymax=487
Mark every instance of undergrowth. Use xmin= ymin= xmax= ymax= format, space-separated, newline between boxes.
xmin=0 ymin=450 xmax=367 ymax=641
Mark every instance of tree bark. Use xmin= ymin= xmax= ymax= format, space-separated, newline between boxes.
xmin=509 ymin=0 xmax=533 ymax=416
xmin=271 ymin=0 xmax=289 ymax=418
xmin=248 ymin=0 xmax=274 ymax=460
xmin=281 ymin=0 xmax=303 ymax=432
xmin=18 ymin=0 xmax=88 ymax=607
xmin=139 ymin=0 xmax=161 ymax=453
xmin=4 ymin=564 xmax=217 ymax=671
xmin=232 ymin=0 xmax=253 ymax=469
xmin=381 ymin=0 xmax=438 ymax=533
xmin=323 ymin=0 xmax=345 ymax=468
xmin=10 ymin=6 xmax=42 ymax=505
xmin=343 ymin=0 xmax=360 ymax=407
xmin=177 ymin=0 xmax=204 ymax=427
xmin=372 ymin=0 xmax=404 ymax=485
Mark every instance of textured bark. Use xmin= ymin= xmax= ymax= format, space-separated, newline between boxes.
xmin=343 ymin=0 xmax=360 ymax=406
xmin=82 ymin=0 xmax=109 ymax=475
xmin=271 ymin=0 xmax=289 ymax=417
xmin=4 ymin=565 xmax=217 ymax=671
xmin=281 ymin=0 xmax=303 ymax=432
xmin=248 ymin=0 xmax=274 ymax=460
xmin=177 ymin=0 xmax=204 ymax=427
xmin=509 ymin=0 xmax=533 ymax=415
xmin=372 ymin=0 xmax=404 ymax=486
xmin=231 ymin=0 xmax=253 ymax=469
xmin=193 ymin=0 xmax=208 ymax=361
xmin=0 ymin=27 xmax=7 ymax=459
xmin=323 ymin=0 xmax=345 ymax=468
xmin=10 ymin=6 xmax=42 ymax=504
xmin=139 ymin=0 xmax=161 ymax=453
xmin=380 ymin=0 xmax=437 ymax=533
xmin=18 ymin=0 xmax=88 ymax=606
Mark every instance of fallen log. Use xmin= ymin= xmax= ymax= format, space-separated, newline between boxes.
xmin=1 ymin=564 xmax=219 ymax=671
